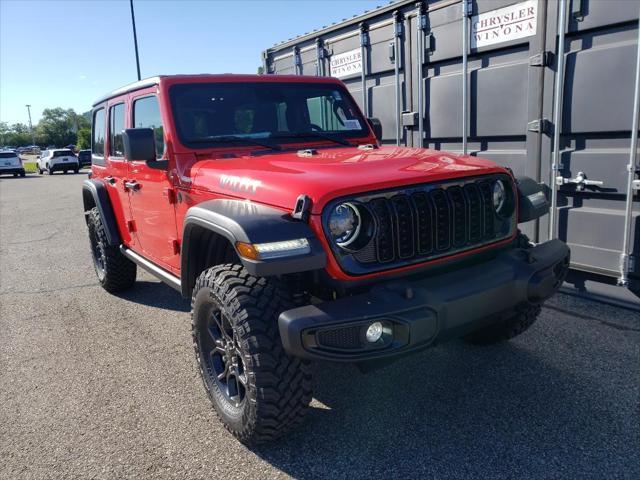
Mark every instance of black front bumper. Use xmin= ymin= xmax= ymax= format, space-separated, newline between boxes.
xmin=279 ymin=239 xmax=570 ymax=362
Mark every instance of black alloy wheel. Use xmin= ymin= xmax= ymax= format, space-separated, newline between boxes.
xmin=200 ymin=307 xmax=247 ymax=407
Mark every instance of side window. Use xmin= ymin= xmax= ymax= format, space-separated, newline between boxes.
xmin=91 ymin=108 xmax=105 ymax=165
xmin=132 ymin=96 xmax=165 ymax=158
xmin=109 ymin=103 xmax=125 ymax=157
xmin=306 ymin=95 xmax=359 ymax=132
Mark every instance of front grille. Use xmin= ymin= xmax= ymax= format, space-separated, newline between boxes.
xmin=344 ymin=175 xmax=515 ymax=273
xmin=317 ymin=326 xmax=361 ymax=350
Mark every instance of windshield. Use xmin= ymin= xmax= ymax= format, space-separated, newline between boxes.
xmin=170 ymin=82 xmax=369 ymax=149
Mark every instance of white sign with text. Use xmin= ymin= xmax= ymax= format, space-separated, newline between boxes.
xmin=330 ymin=48 xmax=362 ymax=79
xmin=471 ymin=0 xmax=537 ymax=49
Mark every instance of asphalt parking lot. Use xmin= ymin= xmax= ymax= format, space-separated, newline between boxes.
xmin=1 ymin=172 xmax=638 ymax=479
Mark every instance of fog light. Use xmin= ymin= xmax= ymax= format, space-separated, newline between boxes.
xmin=365 ymin=321 xmax=383 ymax=343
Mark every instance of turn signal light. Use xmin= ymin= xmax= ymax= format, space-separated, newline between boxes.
xmin=236 ymin=238 xmax=310 ymax=261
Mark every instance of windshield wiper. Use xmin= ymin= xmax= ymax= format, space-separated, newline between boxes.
xmin=186 ymin=135 xmax=282 ymax=151
xmin=270 ymin=131 xmax=352 ymax=147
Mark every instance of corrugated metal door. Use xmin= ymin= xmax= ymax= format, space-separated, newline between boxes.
xmin=544 ymin=0 xmax=639 ymax=278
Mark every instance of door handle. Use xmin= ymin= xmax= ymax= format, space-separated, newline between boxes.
xmin=124 ymin=180 xmax=141 ymax=191
xmin=556 ymin=171 xmax=604 ymax=191
xmin=104 ymin=176 xmax=116 ymax=185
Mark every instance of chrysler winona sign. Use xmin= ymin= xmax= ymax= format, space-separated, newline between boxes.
xmin=330 ymin=49 xmax=362 ymax=79
xmin=471 ymin=0 xmax=538 ymax=48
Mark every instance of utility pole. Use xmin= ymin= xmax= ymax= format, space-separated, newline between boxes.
xmin=25 ymin=104 xmax=35 ymax=146
xmin=129 ymin=0 xmax=141 ymax=81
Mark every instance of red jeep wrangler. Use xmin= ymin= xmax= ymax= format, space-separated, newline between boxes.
xmin=83 ymin=74 xmax=569 ymax=444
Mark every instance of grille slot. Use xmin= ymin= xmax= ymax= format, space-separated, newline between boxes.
xmin=478 ymin=181 xmax=495 ymax=239
xmin=353 ymin=176 xmax=512 ymax=269
xmin=464 ymin=183 xmax=483 ymax=243
xmin=448 ymin=186 xmax=467 ymax=247
xmin=430 ymin=189 xmax=451 ymax=251
xmin=390 ymin=195 xmax=415 ymax=259
xmin=317 ymin=326 xmax=361 ymax=350
xmin=369 ymin=198 xmax=395 ymax=262
xmin=411 ymin=192 xmax=433 ymax=254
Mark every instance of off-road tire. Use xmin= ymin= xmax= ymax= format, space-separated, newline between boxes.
xmin=87 ymin=207 xmax=136 ymax=292
xmin=464 ymin=303 xmax=542 ymax=345
xmin=191 ymin=264 xmax=312 ymax=445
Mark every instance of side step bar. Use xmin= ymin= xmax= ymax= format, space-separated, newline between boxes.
xmin=120 ymin=246 xmax=181 ymax=292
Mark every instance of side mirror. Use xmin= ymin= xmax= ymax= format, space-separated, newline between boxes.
xmin=367 ymin=117 xmax=382 ymax=142
xmin=123 ymin=128 xmax=166 ymax=170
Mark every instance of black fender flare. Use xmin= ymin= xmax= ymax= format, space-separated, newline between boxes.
xmin=515 ymin=176 xmax=551 ymax=223
xmin=181 ymin=199 xmax=326 ymax=297
xmin=82 ymin=179 xmax=121 ymax=246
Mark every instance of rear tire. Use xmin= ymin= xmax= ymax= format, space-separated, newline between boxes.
xmin=74 ymin=168 xmax=79 ymax=174
xmin=86 ymin=207 xmax=136 ymax=293
xmin=191 ymin=264 xmax=312 ymax=445
xmin=47 ymin=165 xmax=52 ymax=175
xmin=20 ymin=171 xmax=25 ymax=177
xmin=464 ymin=303 xmax=541 ymax=345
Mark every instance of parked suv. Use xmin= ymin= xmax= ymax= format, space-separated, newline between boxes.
xmin=77 ymin=149 xmax=92 ymax=167
xmin=38 ymin=149 xmax=79 ymax=174
xmin=82 ymin=75 xmax=569 ymax=445
xmin=0 ymin=150 xmax=25 ymax=177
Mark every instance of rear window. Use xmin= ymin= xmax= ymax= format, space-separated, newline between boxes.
xmin=53 ymin=150 xmax=74 ymax=158
xmin=78 ymin=151 xmax=91 ymax=159
xmin=109 ymin=103 xmax=125 ymax=157
xmin=92 ymin=108 xmax=106 ymax=159
xmin=0 ymin=152 xmax=17 ymax=158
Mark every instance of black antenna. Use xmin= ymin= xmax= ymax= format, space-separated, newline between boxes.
xmin=129 ymin=0 xmax=141 ymax=81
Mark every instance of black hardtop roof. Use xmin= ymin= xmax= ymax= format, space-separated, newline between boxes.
xmin=92 ymin=76 xmax=163 ymax=107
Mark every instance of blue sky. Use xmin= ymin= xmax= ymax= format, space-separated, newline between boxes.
xmin=0 ymin=0 xmax=384 ymax=124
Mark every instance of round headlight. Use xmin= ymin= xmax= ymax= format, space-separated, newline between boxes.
xmin=329 ymin=202 xmax=361 ymax=248
xmin=492 ymin=180 xmax=507 ymax=214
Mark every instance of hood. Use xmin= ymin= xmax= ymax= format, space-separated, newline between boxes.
xmin=189 ymin=146 xmax=506 ymax=214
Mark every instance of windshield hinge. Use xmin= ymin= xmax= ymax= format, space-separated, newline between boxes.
xmin=292 ymin=194 xmax=312 ymax=222
xmin=358 ymin=144 xmax=377 ymax=150
xmin=297 ymin=149 xmax=318 ymax=157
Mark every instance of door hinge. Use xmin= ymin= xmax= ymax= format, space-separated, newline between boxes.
xmin=170 ymin=239 xmax=180 ymax=256
xmin=163 ymin=187 xmax=177 ymax=204
xmin=529 ymin=51 xmax=551 ymax=67
xmin=126 ymin=220 xmax=136 ymax=233
xmin=527 ymin=119 xmax=550 ymax=134
xmin=402 ymin=111 xmax=418 ymax=127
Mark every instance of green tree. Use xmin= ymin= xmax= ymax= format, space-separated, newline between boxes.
xmin=36 ymin=108 xmax=77 ymax=146
xmin=76 ymin=128 xmax=91 ymax=150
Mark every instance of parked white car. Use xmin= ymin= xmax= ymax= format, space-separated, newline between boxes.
xmin=37 ymin=149 xmax=79 ymax=175
xmin=0 ymin=150 xmax=25 ymax=177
